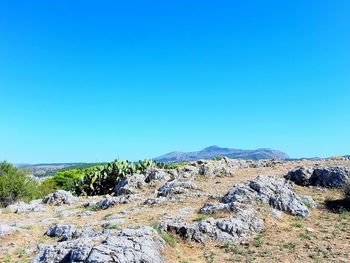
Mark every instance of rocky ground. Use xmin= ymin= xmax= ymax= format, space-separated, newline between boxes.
xmin=1 ymin=157 xmax=350 ymax=263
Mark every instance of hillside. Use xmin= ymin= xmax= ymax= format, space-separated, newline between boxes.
xmin=1 ymin=157 xmax=349 ymax=262
xmin=154 ymin=145 xmax=289 ymax=162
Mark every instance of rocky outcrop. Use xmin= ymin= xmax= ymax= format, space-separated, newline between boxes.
xmin=157 ymin=178 xmax=199 ymax=199
xmin=46 ymin=224 xmax=77 ymax=241
xmin=144 ymin=168 xmax=170 ymax=183
xmin=285 ymin=167 xmax=313 ymax=186
xmin=7 ymin=200 xmax=45 ymax=213
xmin=222 ymin=175 xmax=312 ymax=217
xmin=199 ymin=202 xmax=236 ymax=214
xmin=160 ymin=206 xmax=263 ymax=244
xmin=42 ymin=190 xmax=78 ymax=206
xmin=176 ymin=157 xmax=249 ymax=179
xmin=96 ymin=194 xmax=139 ymax=210
xmin=87 ymin=227 xmax=165 ymax=263
xmin=31 ymin=227 xmax=165 ymax=263
xmin=113 ymin=173 xmax=146 ymax=195
xmin=286 ymin=166 xmax=350 ymax=188
xmin=311 ymin=167 xmax=350 ymax=187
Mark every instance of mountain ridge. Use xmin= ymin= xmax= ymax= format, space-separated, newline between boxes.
xmin=154 ymin=145 xmax=289 ymax=162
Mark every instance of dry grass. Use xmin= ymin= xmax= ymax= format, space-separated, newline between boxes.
xmin=1 ymin=159 xmax=350 ymax=262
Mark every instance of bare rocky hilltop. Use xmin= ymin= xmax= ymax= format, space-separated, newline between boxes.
xmin=1 ymin=157 xmax=350 ymax=262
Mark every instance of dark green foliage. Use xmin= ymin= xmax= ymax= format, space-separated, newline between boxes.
xmin=36 ymin=179 xmax=58 ymax=197
xmin=210 ymin=156 xmax=223 ymax=161
xmin=50 ymin=169 xmax=84 ymax=191
xmin=60 ymin=163 xmax=105 ymax=171
xmin=75 ymin=159 xmax=156 ymax=196
xmin=156 ymin=162 xmax=188 ymax=170
xmin=0 ymin=162 xmax=39 ymax=207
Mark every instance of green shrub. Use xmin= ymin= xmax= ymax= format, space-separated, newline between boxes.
xmin=36 ymin=178 xmax=59 ymax=197
xmin=157 ymin=162 xmax=188 ymax=170
xmin=0 ymin=162 xmax=39 ymax=207
xmin=75 ymin=159 xmax=156 ymax=196
xmin=50 ymin=169 xmax=84 ymax=191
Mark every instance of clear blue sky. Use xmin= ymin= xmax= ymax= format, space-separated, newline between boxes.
xmin=1 ymin=1 xmax=349 ymax=163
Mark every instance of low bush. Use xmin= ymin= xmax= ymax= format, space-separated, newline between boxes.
xmin=0 ymin=162 xmax=39 ymax=207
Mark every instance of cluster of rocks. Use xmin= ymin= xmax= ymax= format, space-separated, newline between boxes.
xmin=159 ymin=175 xmax=314 ymax=245
xmin=144 ymin=178 xmax=201 ymax=205
xmin=107 ymin=158 xmax=287 ymax=208
xmin=285 ymin=166 xmax=350 ymax=188
xmin=160 ymin=205 xmax=263 ymax=244
xmin=6 ymin=199 xmax=45 ymax=213
xmin=4 ymin=190 xmax=77 ymax=215
xmin=31 ymin=226 xmax=165 ymax=263
xmin=221 ymin=175 xmax=313 ymax=217
xmin=94 ymin=194 xmax=140 ymax=210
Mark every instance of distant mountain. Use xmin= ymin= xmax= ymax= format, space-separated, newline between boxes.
xmin=154 ymin=146 xmax=289 ymax=163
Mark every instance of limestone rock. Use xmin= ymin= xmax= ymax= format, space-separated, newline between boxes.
xmin=300 ymin=195 xmax=317 ymax=208
xmin=199 ymin=202 xmax=235 ymax=214
xmin=311 ymin=167 xmax=350 ymax=187
xmin=7 ymin=199 xmax=45 ymax=213
xmin=31 ymin=227 xmax=165 ymax=263
xmin=144 ymin=196 xmax=168 ymax=205
xmin=160 ymin=206 xmax=263 ymax=244
xmin=222 ymin=175 xmax=312 ymax=217
xmin=87 ymin=227 xmax=165 ymax=263
xmin=285 ymin=166 xmax=350 ymax=188
xmin=42 ymin=190 xmax=78 ymax=206
xmin=285 ymin=167 xmax=313 ymax=186
xmin=144 ymin=168 xmax=169 ymax=183
xmin=96 ymin=194 xmax=139 ymax=210
xmin=157 ymin=178 xmax=198 ymax=198
xmin=113 ymin=173 xmax=146 ymax=195
xmin=46 ymin=224 xmax=77 ymax=241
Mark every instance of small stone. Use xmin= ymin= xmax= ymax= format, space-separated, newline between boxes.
xmin=306 ymin=227 xmax=314 ymax=233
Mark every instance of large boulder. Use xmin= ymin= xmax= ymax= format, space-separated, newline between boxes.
xmin=87 ymin=227 xmax=165 ymax=263
xmin=46 ymin=224 xmax=77 ymax=241
xmin=31 ymin=227 xmax=165 ymax=263
xmin=310 ymin=167 xmax=350 ymax=188
xmin=144 ymin=168 xmax=170 ymax=183
xmin=113 ymin=173 xmax=146 ymax=195
xmin=222 ymin=175 xmax=312 ymax=217
xmin=285 ymin=166 xmax=350 ymax=188
xmin=42 ymin=190 xmax=78 ymax=206
xmin=285 ymin=167 xmax=313 ymax=186
xmin=31 ymin=238 xmax=96 ymax=263
xmin=160 ymin=206 xmax=263 ymax=244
